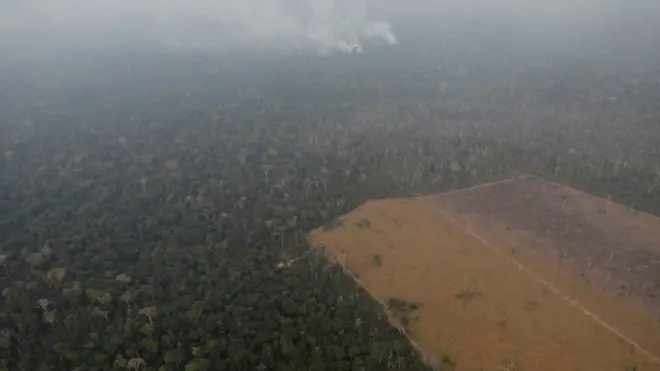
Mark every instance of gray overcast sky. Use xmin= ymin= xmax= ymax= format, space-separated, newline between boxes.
xmin=1 ymin=0 xmax=659 ymax=55
xmin=0 ymin=0 xmax=396 ymax=54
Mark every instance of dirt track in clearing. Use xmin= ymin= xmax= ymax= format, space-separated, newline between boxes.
xmin=309 ymin=176 xmax=660 ymax=371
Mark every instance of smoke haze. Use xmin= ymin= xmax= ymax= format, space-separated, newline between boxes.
xmin=0 ymin=0 xmax=396 ymax=54
xmin=3 ymin=0 xmax=660 ymax=58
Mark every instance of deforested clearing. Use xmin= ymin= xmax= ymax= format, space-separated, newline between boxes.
xmin=310 ymin=175 xmax=660 ymax=371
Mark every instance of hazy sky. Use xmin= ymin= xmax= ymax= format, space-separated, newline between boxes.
xmin=1 ymin=0 xmax=659 ymax=56
xmin=0 ymin=0 xmax=396 ymax=54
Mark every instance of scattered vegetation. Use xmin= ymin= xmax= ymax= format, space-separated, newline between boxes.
xmin=440 ymin=355 xmax=458 ymax=370
xmin=525 ymin=299 xmax=540 ymax=311
xmin=387 ymin=297 xmax=424 ymax=315
xmin=356 ymin=218 xmax=372 ymax=229
xmin=385 ymin=298 xmax=422 ymax=330
xmin=454 ymin=288 xmax=482 ymax=307
xmin=372 ymin=254 xmax=383 ymax=267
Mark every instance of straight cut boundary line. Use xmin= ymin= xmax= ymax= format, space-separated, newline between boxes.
xmin=433 ymin=173 xmax=660 ymax=223
xmin=306 ymin=244 xmax=436 ymax=368
xmin=433 ymin=207 xmax=660 ymax=367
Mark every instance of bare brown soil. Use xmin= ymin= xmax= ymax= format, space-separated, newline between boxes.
xmin=309 ymin=176 xmax=660 ymax=371
xmin=434 ymin=175 xmax=660 ymax=308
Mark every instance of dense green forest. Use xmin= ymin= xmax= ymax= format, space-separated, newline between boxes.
xmin=1 ymin=41 xmax=659 ymax=370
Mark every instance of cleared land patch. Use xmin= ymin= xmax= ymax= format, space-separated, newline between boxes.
xmin=309 ymin=175 xmax=660 ymax=371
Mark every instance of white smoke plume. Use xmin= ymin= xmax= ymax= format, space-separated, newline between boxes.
xmin=0 ymin=0 xmax=397 ymax=54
